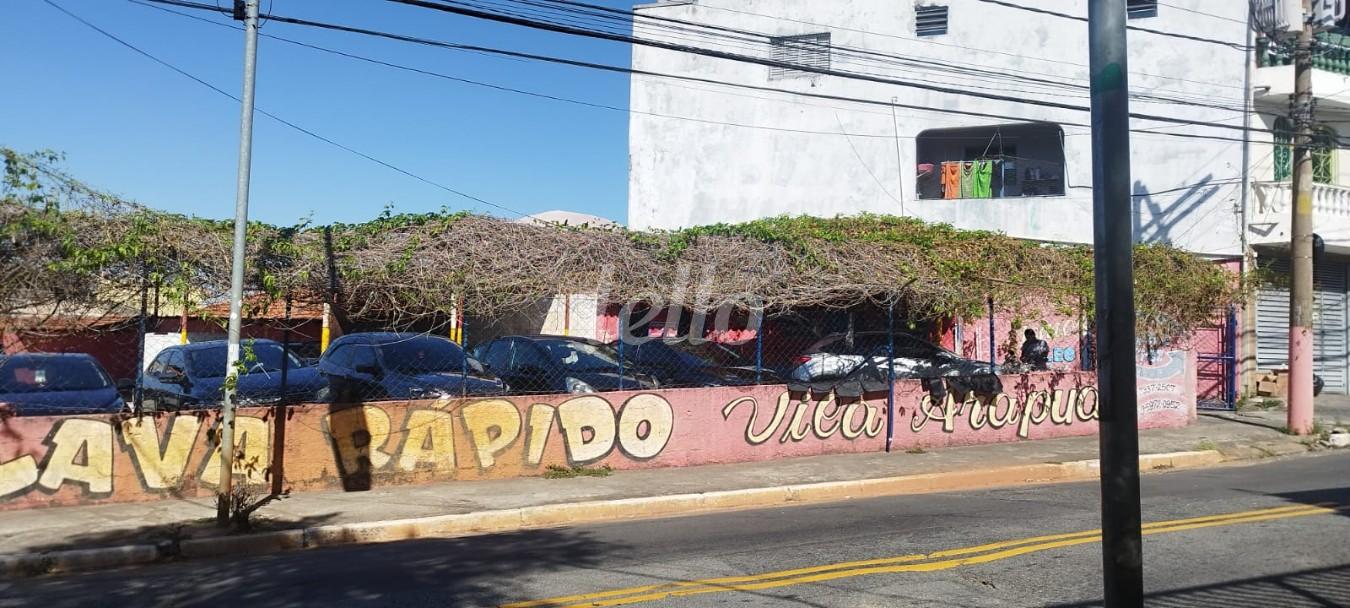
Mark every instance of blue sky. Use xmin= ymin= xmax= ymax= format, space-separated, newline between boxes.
xmin=2 ymin=0 xmax=634 ymax=225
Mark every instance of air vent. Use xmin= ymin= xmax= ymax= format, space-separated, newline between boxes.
xmin=915 ymin=5 xmax=948 ymax=37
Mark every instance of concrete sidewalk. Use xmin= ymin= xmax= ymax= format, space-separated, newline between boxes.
xmin=1 ymin=401 xmax=1345 ymax=577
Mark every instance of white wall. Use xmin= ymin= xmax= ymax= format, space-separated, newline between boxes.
xmin=628 ymin=0 xmax=1248 ymax=256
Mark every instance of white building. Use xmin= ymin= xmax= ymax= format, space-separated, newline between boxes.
xmin=628 ymin=0 xmax=1248 ymax=259
xmin=1248 ymin=20 xmax=1350 ymax=393
xmin=626 ymin=1 xmax=1350 ymax=394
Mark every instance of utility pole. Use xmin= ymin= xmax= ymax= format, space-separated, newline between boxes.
xmin=1088 ymin=1 xmax=1143 ymax=605
xmin=1287 ymin=0 xmax=1316 ymax=436
xmin=218 ymin=0 xmax=261 ymax=526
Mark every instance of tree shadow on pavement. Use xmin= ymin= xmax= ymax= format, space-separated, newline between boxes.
xmin=1045 ymin=563 xmax=1350 ymax=607
xmin=20 ymin=512 xmax=341 ymax=554
xmin=1270 ymin=485 xmax=1350 ymax=520
xmin=4 ymin=528 xmax=621 ymax=608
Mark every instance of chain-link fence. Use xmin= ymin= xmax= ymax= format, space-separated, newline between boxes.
xmin=0 ymin=289 xmax=1095 ymax=415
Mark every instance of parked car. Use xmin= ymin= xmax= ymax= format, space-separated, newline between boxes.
xmin=612 ymin=338 xmax=777 ymax=387
xmin=142 ymin=339 xmax=326 ymax=410
xmin=0 ymin=353 xmax=130 ymax=416
xmin=317 ymin=333 xmax=504 ymax=402
xmin=789 ymin=331 xmax=995 ymax=385
xmin=475 ymin=335 xmax=659 ymax=394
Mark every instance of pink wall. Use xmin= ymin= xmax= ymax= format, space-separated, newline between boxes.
xmin=954 ymin=308 xmax=1087 ymax=371
xmin=0 ymin=350 xmax=1195 ymax=511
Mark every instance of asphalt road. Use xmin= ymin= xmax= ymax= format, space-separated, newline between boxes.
xmin=2 ymin=452 xmax=1348 ymax=608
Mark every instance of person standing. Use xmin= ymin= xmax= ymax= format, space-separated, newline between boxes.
xmin=1021 ymin=328 xmax=1049 ymax=371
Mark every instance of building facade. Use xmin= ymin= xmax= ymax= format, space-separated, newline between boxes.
xmin=626 ymin=1 xmax=1350 ymax=395
xmin=1249 ymin=21 xmax=1350 ymax=394
xmin=628 ymin=0 xmax=1248 ymax=259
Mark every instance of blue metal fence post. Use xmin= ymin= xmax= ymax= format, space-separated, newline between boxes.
xmin=134 ymin=262 xmax=148 ymax=414
xmin=280 ymin=294 xmax=291 ymax=401
xmin=886 ymin=302 xmax=896 ymax=453
xmin=1226 ymin=305 xmax=1238 ymax=408
xmin=460 ymin=314 xmax=469 ymax=399
xmin=987 ymin=295 xmax=996 ymax=373
xmin=755 ymin=313 xmax=764 ymax=384
xmin=617 ymin=328 xmax=626 ymax=391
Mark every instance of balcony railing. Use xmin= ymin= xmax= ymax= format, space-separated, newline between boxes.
xmin=1258 ymin=33 xmax=1350 ymax=76
xmin=1252 ymin=180 xmax=1350 ymax=218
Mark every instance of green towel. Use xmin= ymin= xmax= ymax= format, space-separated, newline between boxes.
xmin=972 ymin=160 xmax=994 ymax=198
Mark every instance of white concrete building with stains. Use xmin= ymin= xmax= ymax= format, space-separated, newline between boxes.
xmin=625 ymin=1 xmax=1350 ymax=395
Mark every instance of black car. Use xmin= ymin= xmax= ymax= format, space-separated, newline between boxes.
xmin=0 ymin=353 xmax=129 ymax=416
xmin=317 ymin=333 xmax=505 ymax=402
xmin=613 ymin=338 xmax=776 ymax=387
xmin=475 ymin=335 xmax=659 ymax=394
xmin=142 ymin=339 xmax=326 ymax=410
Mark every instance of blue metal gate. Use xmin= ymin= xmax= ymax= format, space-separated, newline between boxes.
xmin=1196 ymin=306 xmax=1237 ymax=410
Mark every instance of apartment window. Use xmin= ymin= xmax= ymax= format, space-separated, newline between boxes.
xmin=769 ymin=33 xmax=830 ymax=80
xmin=915 ymin=124 xmax=1066 ymax=200
xmin=1127 ymin=0 xmax=1158 ymax=19
xmin=1273 ymin=118 xmax=1336 ymax=184
xmin=915 ymin=5 xmax=948 ymax=36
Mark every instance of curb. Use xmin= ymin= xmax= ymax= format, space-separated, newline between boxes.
xmin=0 ymin=449 xmax=1229 ymax=578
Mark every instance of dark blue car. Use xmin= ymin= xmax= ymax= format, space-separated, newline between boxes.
xmin=0 ymin=353 xmax=128 ymax=416
xmin=142 ymin=339 xmax=326 ymax=411
xmin=475 ymin=335 xmax=659 ymax=394
xmin=613 ymin=338 xmax=777 ymax=388
xmin=317 ymin=333 xmax=505 ymax=402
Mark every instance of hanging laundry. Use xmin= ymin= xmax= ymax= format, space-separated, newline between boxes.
xmin=941 ymin=161 xmax=961 ymax=200
xmin=973 ymin=159 xmax=995 ymax=198
xmin=959 ymin=161 xmax=978 ymax=199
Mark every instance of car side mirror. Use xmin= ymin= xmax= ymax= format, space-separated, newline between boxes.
xmin=157 ymin=369 xmax=187 ymax=385
xmin=355 ymin=363 xmax=383 ymax=377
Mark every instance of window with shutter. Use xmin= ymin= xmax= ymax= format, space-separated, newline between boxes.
xmin=1127 ymin=0 xmax=1158 ymax=19
xmin=769 ymin=33 xmax=830 ymax=80
xmin=915 ymin=5 xmax=948 ymax=37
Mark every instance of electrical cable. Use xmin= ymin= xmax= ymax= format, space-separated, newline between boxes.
xmin=384 ymin=0 xmax=1274 ymax=137
xmin=42 ymin=0 xmax=532 ymax=219
xmin=970 ymin=0 xmax=1251 ymax=51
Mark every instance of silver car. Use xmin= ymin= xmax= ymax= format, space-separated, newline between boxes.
xmin=788 ymin=331 xmax=994 ymax=383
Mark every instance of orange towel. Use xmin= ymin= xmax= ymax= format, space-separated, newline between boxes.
xmin=941 ymin=162 xmax=961 ymax=200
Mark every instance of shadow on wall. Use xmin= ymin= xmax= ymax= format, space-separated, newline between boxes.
xmin=9 ymin=529 xmax=623 ymax=607
xmin=1132 ymin=176 xmax=1223 ymax=246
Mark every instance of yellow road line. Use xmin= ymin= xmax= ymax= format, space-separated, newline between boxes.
xmin=501 ymin=503 xmax=1340 ymax=608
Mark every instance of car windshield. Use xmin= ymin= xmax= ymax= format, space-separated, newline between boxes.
xmin=190 ymin=343 xmax=304 ymax=378
xmin=539 ymin=339 xmax=621 ymax=371
xmin=0 ymin=358 xmax=111 ymax=393
xmin=379 ymin=337 xmax=470 ymax=375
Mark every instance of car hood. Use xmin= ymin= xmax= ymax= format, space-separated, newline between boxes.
xmin=0 ymin=387 xmax=123 ymax=416
xmin=191 ymin=366 xmax=327 ymax=404
xmin=399 ymin=371 xmax=506 ymax=395
xmin=567 ymin=370 xmax=655 ymax=390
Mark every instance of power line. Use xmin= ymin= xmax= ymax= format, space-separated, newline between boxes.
xmin=1155 ymin=1 xmax=1250 ymax=26
xmin=689 ymin=0 xmax=1248 ymax=93
xmin=41 ymin=0 xmax=530 ymax=219
xmin=535 ymin=0 xmax=1249 ymax=110
xmin=383 ymin=0 xmax=1267 ymax=137
xmin=971 ymin=0 xmax=1251 ymax=51
xmin=197 ymin=2 xmax=1265 ymax=144
xmin=126 ymin=0 xmax=936 ymax=139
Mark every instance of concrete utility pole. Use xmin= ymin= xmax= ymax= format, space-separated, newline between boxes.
xmin=1088 ymin=0 xmax=1143 ymax=605
xmin=219 ymin=0 xmax=261 ymax=526
xmin=1288 ymin=0 xmax=1317 ymax=435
